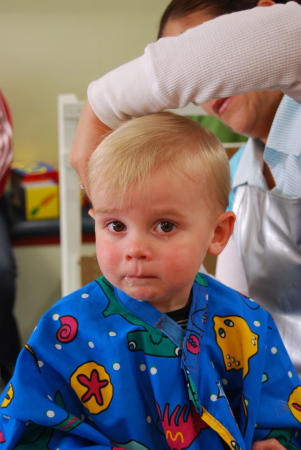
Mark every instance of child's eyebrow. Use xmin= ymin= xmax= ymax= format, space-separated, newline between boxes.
xmin=93 ymin=208 xmax=118 ymax=215
xmin=154 ymin=209 xmax=186 ymax=218
xmin=94 ymin=208 xmax=186 ymax=218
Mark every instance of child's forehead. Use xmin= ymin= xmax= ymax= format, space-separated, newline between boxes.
xmin=90 ymin=167 xmax=212 ymax=217
xmin=92 ymin=165 xmax=200 ymax=197
xmin=94 ymin=163 xmax=203 ymax=192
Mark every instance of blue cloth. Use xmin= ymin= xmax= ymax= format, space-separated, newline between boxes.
xmin=228 ymin=95 xmax=301 ymax=211
xmin=227 ymin=146 xmax=245 ymax=211
xmin=0 ymin=273 xmax=301 ymax=450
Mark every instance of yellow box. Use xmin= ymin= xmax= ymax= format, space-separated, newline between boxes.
xmin=22 ymin=180 xmax=59 ymax=220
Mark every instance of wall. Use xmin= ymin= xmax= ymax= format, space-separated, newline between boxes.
xmin=0 ymin=0 xmax=169 ymax=167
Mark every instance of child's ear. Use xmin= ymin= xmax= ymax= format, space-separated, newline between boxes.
xmin=88 ymin=208 xmax=95 ymax=219
xmin=207 ymin=211 xmax=236 ymax=256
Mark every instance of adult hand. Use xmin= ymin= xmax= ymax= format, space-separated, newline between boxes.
xmin=69 ymin=100 xmax=111 ymax=191
xmin=252 ymin=439 xmax=286 ymax=450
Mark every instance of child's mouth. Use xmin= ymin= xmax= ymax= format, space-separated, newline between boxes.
xmin=125 ymin=275 xmax=156 ymax=287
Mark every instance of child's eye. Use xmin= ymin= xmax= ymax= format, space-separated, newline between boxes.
xmin=157 ymin=221 xmax=175 ymax=233
xmin=108 ymin=221 xmax=126 ymax=232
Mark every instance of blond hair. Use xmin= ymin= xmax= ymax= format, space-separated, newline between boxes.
xmin=87 ymin=112 xmax=230 ymax=212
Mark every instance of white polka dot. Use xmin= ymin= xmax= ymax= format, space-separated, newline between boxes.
xmin=38 ymin=361 xmax=44 ymax=368
xmin=81 ymin=293 xmax=89 ymax=298
xmin=52 ymin=314 xmax=59 ymax=321
xmin=288 ymin=371 xmax=293 ymax=378
xmin=271 ymin=347 xmax=278 ymax=354
xmin=113 ymin=363 xmax=120 ymax=370
xmin=249 ymin=297 xmax=255 ymax=302
xmin=222 ymin=378 xmax=228 ymax=385
xmin=88 ymin=341 xmax=94 ymax=348
xmin=206 ymin=294 xmax=209 ymax=300
xmin=3 ymin=415 xmax=10 ymax=420
xmin=245 ymin=399 xmax=249 ymax=406
xmin=140 ymin=364 xmax=146 ymax=371
xmin=146 ymin=416 xmax=152 ymax=423
xmin=55 ymin=344 xmax=62 ymax=350
xmin=81 ymin=414 xmax=85 ymax=421
xmin=295 ymin=431 xmax=299 ymax=438
xmin=109 ymin=331 xmax=116 ymax=337
xmin=46 ymin=410 xmax=55 ymax=418
xmin=210 ymin=394 xmax=217 ymax=402
xmin=47 ymin=395 xmax=53 ymax=401
xmin=254 ymin=321 xmax=261 ymax=327
xmin=255 ymin=423 xmax=258 ymax=428
xmin=150 ymin=367 xmax=157 ymax=375
xmin=34 ymin=326 xmax=38 ymax=331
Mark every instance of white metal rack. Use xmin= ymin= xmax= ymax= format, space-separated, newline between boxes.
xmin=58 ymin=94 xmax=84 ymax=297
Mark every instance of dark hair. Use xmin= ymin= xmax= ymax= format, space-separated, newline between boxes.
xmin=158 ymin=0 xmax=299 ymax=38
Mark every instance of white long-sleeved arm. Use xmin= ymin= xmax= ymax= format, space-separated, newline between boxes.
xmin=88 ymin=2 xmax=301 ymax=130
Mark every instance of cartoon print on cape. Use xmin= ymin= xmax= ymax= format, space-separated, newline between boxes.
xmin=97 ymin=277 xmax=181 ymax=357
xmin=1 ymin=384 xmax=14 ymax=409
xmin=213 ymin=315 xmax=258 ymax=378
xmin=70 ymin=361 xmax=113 ymax=414
xmin=264 ymin=428 xmax=298 ymax=450
xmin=156 ymin=402 xmax=208 ymax=450
xmin=112 ymin=439 xmax=151 ymax=450
xmin=24 ymin=344 xmax=41 ymax=372
xmin=288 ymin=386 xmax=301 ymax=424
xmin=12 ymin=391 xmax=83 ymax=449
xmin=55 ymin=315 xmax=78 ymax=343
xmin=239 ymin=292 xmax=260 ymax=310
xmin=185 ymin=273 xmax=208 ymax=353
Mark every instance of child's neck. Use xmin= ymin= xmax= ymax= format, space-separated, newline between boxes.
xmin=166 ymin=302 xmax=191 ymax=330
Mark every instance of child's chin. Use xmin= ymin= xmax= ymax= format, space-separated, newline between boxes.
xmin=124 ymin=286 xmax=157 ymax=303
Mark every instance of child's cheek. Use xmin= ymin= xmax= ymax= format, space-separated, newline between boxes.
xmin=96 ymin=243 xmax=120 ymax=272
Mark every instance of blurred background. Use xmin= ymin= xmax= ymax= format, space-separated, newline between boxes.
xmin=1 ymin=0 xmax=170 ymax=167
xmin=0 ymin=0 xmax=245 ymax=347
xmin=1 ymin=0 xmax=171 ymax=346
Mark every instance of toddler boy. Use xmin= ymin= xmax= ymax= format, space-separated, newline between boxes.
xmin=0 ymin=112 xmax=301 ymax=450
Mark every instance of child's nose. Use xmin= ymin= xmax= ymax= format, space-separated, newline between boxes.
xmin=125 ymin=238 xmax=152 ymax=261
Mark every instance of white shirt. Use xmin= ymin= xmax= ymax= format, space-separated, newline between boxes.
xmin=88 ymin=2 xmax=301 ymax=129
xmin=230 ymin=96 xmax=301 ymax=203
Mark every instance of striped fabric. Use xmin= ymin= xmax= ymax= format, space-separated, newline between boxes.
xmin=166 ymin=303 xmax=191 ymax=330
xmin=0 ymin=91 xmax=13 ymax=196
xmin=228 ymin=139 xmax=266 ymax=211
xmin=265 ymin=96 xmax=301 ymax=197
xmin=229 ymin=95 xmax=301 ymax=204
